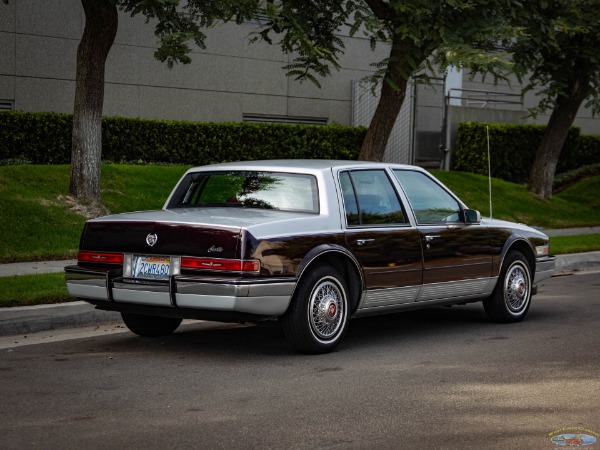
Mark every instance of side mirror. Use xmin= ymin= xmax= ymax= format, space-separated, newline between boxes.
xmin=464 ymin=209 xmax=481 ymax=224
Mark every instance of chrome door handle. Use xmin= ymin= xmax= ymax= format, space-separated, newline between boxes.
xmin=424 ymin=235 xmax=441 ymax=250
xmin=356 ymin=239 xmax=375 ymax=246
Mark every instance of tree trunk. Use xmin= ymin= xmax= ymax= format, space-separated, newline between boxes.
xmin=70 ymin=0 xmax=118 ymax=202
xmin=527 ymin=69 xmax=591 ymax=199
xmin=359 ymin=75 xmax=409 ymax=161
xmin=359 ymin=38 xmax=423 ymax=162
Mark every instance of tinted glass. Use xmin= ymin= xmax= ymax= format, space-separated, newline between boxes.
xmin=340 ymin=172 xmax=360 ymax=225
xmin=168 ymin=171 xmax=319 ymax=213
xmin=393 ymin=170 xmax=461 ymax=224
xmin=340 ymin=170 xmax=407 ymax=226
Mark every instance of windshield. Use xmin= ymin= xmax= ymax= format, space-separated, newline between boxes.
xmin=167 ymin=171 xmax=319 ymax=213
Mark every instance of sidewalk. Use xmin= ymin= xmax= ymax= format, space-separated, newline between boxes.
xmin=542 ymin=226 xmax=600 ymax=237
xmin=1 ymin=228 xmax=600 ymax=337
xmin=0 ymin=259 xmax=77 ymax=277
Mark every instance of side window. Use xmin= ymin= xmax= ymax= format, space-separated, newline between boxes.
xmin=393 ymin=170 xmax=461 ymax=224
xmin=339 ymin=170 xmax=407 ymax=226
xmin=340 ymin=172 xmax=359 ymax=225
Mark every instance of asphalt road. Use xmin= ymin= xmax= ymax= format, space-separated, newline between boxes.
xmin=1 ymin=270 xmax=599 ymax=450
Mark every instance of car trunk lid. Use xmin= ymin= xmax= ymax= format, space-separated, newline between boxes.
xmin=81 ymin=210 xmax=242 ymax=259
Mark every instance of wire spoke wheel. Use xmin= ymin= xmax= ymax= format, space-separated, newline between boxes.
xmin=484 ymin=250 xmax=532 ymax=323
xmin=282 ymin=264 xmax=350 ymax=354
xmin=504 ymin=263 xmax=530 ymax=313
xmin=309 ymin=279 xmax=345 ymax=340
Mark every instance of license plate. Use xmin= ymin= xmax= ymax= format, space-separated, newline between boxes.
xmin=133 ymin=255 xmax=170 ymax=280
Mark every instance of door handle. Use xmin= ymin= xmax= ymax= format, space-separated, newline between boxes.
xmin=356 ymin=239 xmax=375 ymax=246
xmin=424 ymin=235 xmax=441 ymax=249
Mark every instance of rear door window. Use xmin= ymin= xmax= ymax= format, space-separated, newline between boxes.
xmin=340 ymin=170 xmax=407 ymax=226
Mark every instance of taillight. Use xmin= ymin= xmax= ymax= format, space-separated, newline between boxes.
xmin=181 ymin=257 xmax=260 ymax=273
xmin=78 ymin=251 xmax=124 ymax=264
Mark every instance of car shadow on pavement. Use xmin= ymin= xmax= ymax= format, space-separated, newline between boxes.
xmin=91 ymin=301 xmax=554 ymax=358
xmin=73 ymin=293 xmax=567 ymax=360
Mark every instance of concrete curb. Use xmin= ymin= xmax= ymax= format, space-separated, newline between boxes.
xmin=0 ymin=252 xmax=599 ymax=337
xmin=0 ymin=301 xmax=120 ymax=337
xmin=0 ymin=260 xmax=77 ymax=277
xmin=556 ymin=251 xmax=600 ymax=271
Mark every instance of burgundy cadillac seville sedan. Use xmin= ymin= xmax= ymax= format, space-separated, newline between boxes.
xmin=65 ymin=160 xmax=556 ymax=353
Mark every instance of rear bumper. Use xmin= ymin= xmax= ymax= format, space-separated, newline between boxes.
xmin=534 ymin=256 xmax=556 ymax=285
xmin=65 ymin=266 xmax=295 ymax=318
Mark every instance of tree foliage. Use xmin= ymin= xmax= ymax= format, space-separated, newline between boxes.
xmin=257 ymin=1 xmax=526 ymax=161
xmin=116 ymin=0 xmax=260 ymax=67
xmin=511 ymin=0 xmax=600 ymax=118
xmin=508 ymin=0 xmax=600 ymax=198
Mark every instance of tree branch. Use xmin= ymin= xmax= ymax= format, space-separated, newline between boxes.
xmin=363 ymin=0 xmax=392 ymax=21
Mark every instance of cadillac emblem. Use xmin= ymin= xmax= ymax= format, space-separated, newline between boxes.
xmin=146 ymin=233 xmax=158 ymax=247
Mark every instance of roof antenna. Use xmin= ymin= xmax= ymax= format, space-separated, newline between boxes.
xmin=487 ymin=125 xmax=493 ymax=220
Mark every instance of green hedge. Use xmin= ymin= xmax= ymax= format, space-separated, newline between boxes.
xmin=454 ymin=122 xmax=589 ymax=183
xmin=0 ymin=111 xmax=366 ymax=165
xmin=0 ymin=111 xmax=72 ymax=164
xmin=558 ymin=133 xmax=600 ymax=173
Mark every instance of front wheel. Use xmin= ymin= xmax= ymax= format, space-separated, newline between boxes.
xmin=121 ymin=313 xmax=183 ymax=337
xmin=282 ymin=264 xmax=350 ymax=354
xmin=484 ymin=250 xmax=532 ymax=323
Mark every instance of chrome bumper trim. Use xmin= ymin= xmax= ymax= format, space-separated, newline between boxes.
xmin=65 ymin=270 xmax=109 ymax=300
xmin=112 ymin=281 xmax=171 ymax=307
xmin=535 ymin=256 xmax=556 ymax=284
xmin=176 ymin=280 xmax=294 ymax=314
xmin=65 ymin=268 xmax=295 ymax=316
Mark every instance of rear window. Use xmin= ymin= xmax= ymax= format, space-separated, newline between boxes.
xmin=167 ymin=171 xmax=319 ymax=213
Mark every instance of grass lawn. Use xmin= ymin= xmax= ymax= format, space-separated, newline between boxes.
xmin=550 ymin=234 xmax=600 ymax=255
xmin=0 ymin=273 xmax=74 ymax=307
xmin=0 ymin=164 xmax=599 ymax=263
xmin=0 ymin=164 xmax=189 ymax=263
xmin=432 ymin=171 xmax=600 ymax=229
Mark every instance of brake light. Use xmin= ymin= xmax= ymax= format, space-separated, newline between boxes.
xmin=78 ymin=251 xmax=124 ymax=264
xmin=181 ymin=257 xmax=260 ymax=272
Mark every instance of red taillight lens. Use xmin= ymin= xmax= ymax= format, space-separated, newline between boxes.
xmin=181 ymin=257 xmax=260 ymax=272
xmin=78 ymin=251 xmax=124 ymax=264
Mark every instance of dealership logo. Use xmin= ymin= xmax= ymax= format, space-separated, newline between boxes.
xmin=549 ymin=428 xmax=599 ymax=447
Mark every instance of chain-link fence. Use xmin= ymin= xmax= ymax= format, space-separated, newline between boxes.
xmin=351 ymin=79 xmax=414 ymax=164
xmin=413 ymin=78 xmax=445 ymax=167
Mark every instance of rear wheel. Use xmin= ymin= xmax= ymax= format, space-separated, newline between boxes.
xmin=484 ymin=250 xmax=532 ymax=323
xmin=282 ymin=264 xmax=350 ymax=354
xmin=121 ymin=313 xmax=183 ymax=337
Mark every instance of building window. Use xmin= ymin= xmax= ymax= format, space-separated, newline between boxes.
xmin=243 ymin=114 xmax=328 ymax=125
xmin=0 ymin=100 xmax=14 ymax=111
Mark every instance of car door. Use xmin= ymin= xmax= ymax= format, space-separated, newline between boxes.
xmin=339 ymin=169 xmax=423 ymax=309
xmin=392 ymin=169 xmax=493 ymax=302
